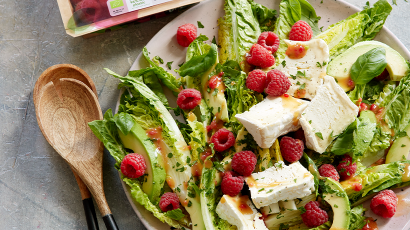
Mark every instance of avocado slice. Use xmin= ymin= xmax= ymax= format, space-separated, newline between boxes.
xmin=118 ymin=122 xmax=166 ymax=203
xmin=322 ymin=178 xmax=351 ymax=230
xmin=327 ymin=41 xmax=409 ymax=91
xmin=386 ymin=122 xmax=410 ymax=163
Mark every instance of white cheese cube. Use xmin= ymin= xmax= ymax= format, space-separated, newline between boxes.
xmin=216 ymin=195 xmax=262 ymax=230
xmin=300 ymin=76 xmax=359 ymax=153
xmin=235 ymin=96 xmax=309 ymax=148
xmin=279 ymin=199 xmax=297 ymax=211
xmin=261 ymin=203 xmax=280 ymax=215
xmin=245 ymin=162 xmax=315 ymax=208
xmin=276 ymin=39 xmax=329 ymax=100
xmin=253 ymin=213 xmax=269 ymax=230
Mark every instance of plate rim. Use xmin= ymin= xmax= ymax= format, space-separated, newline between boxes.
xmin=115 ymin=0 xmax=410 ymax=229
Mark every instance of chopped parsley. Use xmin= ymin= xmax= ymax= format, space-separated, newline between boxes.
xmin=197 ymin=21 xmax=204 ymax=28
xmin=315 ymin=132 xmax=324 ymax=140
xmin=166 ymin=61 xmax=173 ymax=70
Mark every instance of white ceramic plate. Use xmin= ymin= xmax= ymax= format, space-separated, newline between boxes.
xmin=118 ymin=0 xmax=410 ymax=229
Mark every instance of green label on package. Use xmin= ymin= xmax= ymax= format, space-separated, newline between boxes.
xmin=107 ymin=0 xmax=172 ymax=16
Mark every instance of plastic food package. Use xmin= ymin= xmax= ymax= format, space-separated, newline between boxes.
xmin=57 ymin=0 xmax=203 ymax=37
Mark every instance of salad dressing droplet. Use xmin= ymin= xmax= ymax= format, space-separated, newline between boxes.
xmin=402 ymin=163 xmax=410 ymax=182
xmin=236 ymin=195 xmax=253 ymax=215
xmin=281 ymin=95 xmax=302 ymax=110
xmin=285 ymin=43 xmax=308 ymax=59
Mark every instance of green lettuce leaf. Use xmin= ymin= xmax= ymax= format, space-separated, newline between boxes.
xmin=185 ymin=36 xmax=213 ymax=128
xmin=128 ymin=68 xmax=169 ymax=106
xmin=218 ymin=0 xmax=261 ymax=69
xmin=381 ymin=72 xmax=410 ymax=135
xmin=249 ymin=1 xmax=277 ymax=32
xmin=220 ymin=60 xmax=260 ymax=132
xmin=142 ymin=47 xmax=182 ymax=96
xmin=105 ymin=69 xmax=206 ymax=229
xmin=273 ymin=0 xmax=320 ymax=65
xmin=315 ymin=0 xmax=392 ymax=60
xmin=343 ymin=160 xmax=409 ymax=203
xmin=374 ymin=81 xmax=396 ymax=105
xmin=200 ymin=164 xmax=234 ymax=230
xmin=349 ymin=205 xmax=367 ymax=230
xmin=123 ymin=178 xmax=182 ymax=228
xmin=88 ymin=109 xmax=128 ymax=167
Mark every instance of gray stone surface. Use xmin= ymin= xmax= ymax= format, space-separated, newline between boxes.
xmin=0 ymin=0 xmax=409 ymax=229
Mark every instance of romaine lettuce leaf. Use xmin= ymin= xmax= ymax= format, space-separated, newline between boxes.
xmin=349 ymin=205 xmax=367 ymax=230
xmin=185 ymin=36 xmax=213 ymax=128
xmin=128 ymin=68 xmax=169 ymax=106
xmin=104 ymin=69 xmax=206 ymax=229
xmin=273 ymin=0 xmax=320 ymax=65
xmin=249 ymin=1 xmax=277 ymax=32
xmin=315 ymin=0 xmax=392 ymax=60
xmin=342 ymin=160 xmax=409 ymax=203
xmin=88 ymin=109 xmax=128 ymax=168
xmin=200 ymin=164 xmax=234 ymax=230
xmin=142 ymin=47 xmax=182 ymax=96
xmin=123 ymin=178 xmax=183 ymax=229
xmin=218 ymin=0 xmax=261 ymax=69
xmin=381 ymin=71 xmax=410 ymax=135
xmin=220 ymin=60 xmax=260 ymax=131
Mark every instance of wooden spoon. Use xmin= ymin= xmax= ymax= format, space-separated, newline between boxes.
xmin=34 ymin=64 xmax=99 ymax=230
xmin=34 ymin=77 xmax=118 ymax=229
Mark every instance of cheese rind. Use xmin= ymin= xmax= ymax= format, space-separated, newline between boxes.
xmin=245 ymin=162 xmax=315 ymax=208
xmin=300 ymin=76 xmax=359 ymax=153
xmin=235 ymin=96 xmax=309 ymax=148
xmin=276 ymin=39 xmax=329 ymax=99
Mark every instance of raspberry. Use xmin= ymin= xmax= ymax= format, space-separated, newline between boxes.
xmin=75 ymin=0 xmax=103 ymax=23
xmin=120 ymin=153 xmax=146 ymax=178
xmin=280 ymin=136 xmax=304 ymax=163
xmin=176 ymin=24 xmax=197 ymax=47
xmin=246 ymin=69 xmax=267 ymax=93
xmin=318 ymin=164 xmax=340 ymax=182
xmin=370 ymin=190 xmax=398 ymax=218
xmin=301 ymin=201 xmax=328 ymax=228
xmin=294 ymin=128 xmax=305 ymax=144
xmin=336 ymin=155 xmax=357 ymax=181
xmin=211 ymin=128 xmax=235 ymax=152
xmin=246 ymin=44 xmax=275 ymax=68
xmin=176 ymin=88 xmax=202 ymax=110
xmin=231 ymin=151 xmax=257 ymax=177
xmin=159 ymin=192 xmax=180 ymax=212
xmin=289 ymin=20 xmax=313 ymax=41
xmin=257 ymin=32 xmax=280 ymax=54
xmin=265 ymin=69 xmax=291 ymax=96
xmin=221 ymin=171 xmax=244 ymax=196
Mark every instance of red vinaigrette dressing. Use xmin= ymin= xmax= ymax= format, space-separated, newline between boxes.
xmin=146 ymin=127 xmax=174 ymax=187
xmin=360 ymin=218 xmax=378 ymax=230
xmin=285 ymin=43 xmax=308 ymax=59
xmin=236 ymin=195 xmax=254 ymax=215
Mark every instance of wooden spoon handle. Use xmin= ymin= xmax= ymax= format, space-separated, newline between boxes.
xmin=72 ymin=169 xmax=100 ymax=230
xmin=102 ymin=214 xmax=119 ymax=230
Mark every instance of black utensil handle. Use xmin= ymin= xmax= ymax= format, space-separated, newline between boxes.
xmin=103 ymin=214 xmax=119 ymax=230
xmin=83 ymin=198 xmax=100 ymax=230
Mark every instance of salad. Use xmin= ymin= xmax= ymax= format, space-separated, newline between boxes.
xmin=88 ymin=0 xmax=410 ymax=229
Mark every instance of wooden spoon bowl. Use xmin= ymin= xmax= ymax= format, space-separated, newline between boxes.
xmin=34 ymin=64 xmax=100 ymax=230
xmin=35 ymin=77 xmax=118 ymax=229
